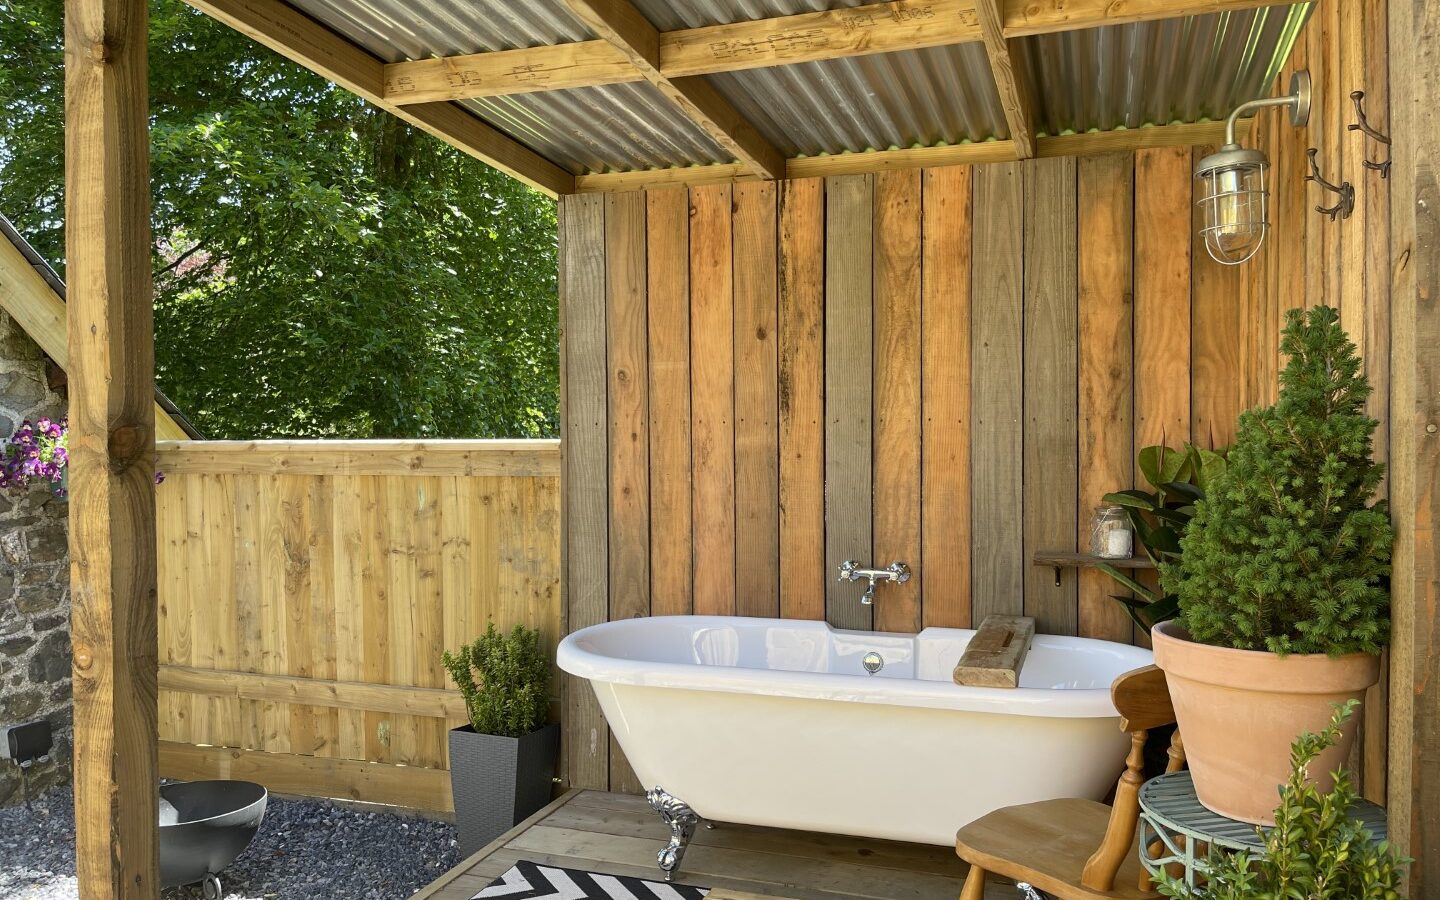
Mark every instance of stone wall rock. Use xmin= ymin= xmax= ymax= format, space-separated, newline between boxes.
xmin=0 ymin=309 xmax=70 ymax=807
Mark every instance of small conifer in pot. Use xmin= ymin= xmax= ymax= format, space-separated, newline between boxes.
xmin=1151 ymin=305 xmax=1391 ymax=825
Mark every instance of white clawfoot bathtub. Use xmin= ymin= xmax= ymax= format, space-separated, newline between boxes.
xmin=558 ymin=615 xmax=1152 ymax=847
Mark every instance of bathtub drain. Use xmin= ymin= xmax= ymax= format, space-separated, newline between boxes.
xmin=862 ymin=652 xmax=884 ymax=675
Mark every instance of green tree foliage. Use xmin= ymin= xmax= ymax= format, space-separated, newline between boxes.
xmin=0 ymin=1 xmax=558 ymax=439
xmin=1161 ymin=306 xmax=1391 ymax=656
xmin=1156 ymin=701 xmax=1408 ymax=899
xmin=442 ymin=624 xmax=551 ymax=738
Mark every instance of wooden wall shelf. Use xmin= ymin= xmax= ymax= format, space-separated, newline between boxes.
xmin=1033 ymin=551 xmax=1156 ymax=586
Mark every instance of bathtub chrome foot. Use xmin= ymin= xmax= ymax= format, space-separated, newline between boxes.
xmin=646 ymin=786 xmax=700 ymax=882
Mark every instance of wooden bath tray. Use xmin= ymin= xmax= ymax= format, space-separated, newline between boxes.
xmin=953 ymin=615 xmax=1036 ymax=688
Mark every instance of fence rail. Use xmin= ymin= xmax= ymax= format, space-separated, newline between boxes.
xmin=156 ymin=439 xmax=562 ymax=812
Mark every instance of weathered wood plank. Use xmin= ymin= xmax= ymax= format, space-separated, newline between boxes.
xmin=953 ymin=615 xmax=1036 ymax=688
xmin=645 ymin=189 xmax=694 ymax=617
xmin=778 ymin=178 xmax=827 ymax=622
xmin=1189 ymin=145 xmax=1244 ymax=450
xmin=690 ymin=184 xmax=738 ymax=616
xmin=605 ymin=191 xmax=648 ymax=795
xmin=733 ymin=182 xmax=781 ymax=617
xmin=921 ymin=166 xmax=974 ymax=629
xmin=155 ymin=439 xmax=560 ymax=476
xmin=560 ymin=194 xmax=611 ymax=790
xmin=873 ymin=170 xmax=924 ymax=632
xmin=64 ymin=0 xmax=160 ymax=893
xmin=1077 ymin=153 xmax=1136 ymax=643
xmin=974 ymin=0 xmax=1037 ymax=157
xmin=384 ymin=42 xmax=639 ymax=104
xmin=1386 ymin=0 xmax=1439 ymax=889
xmin=159 ymin=741 xmax=453 ymax=812
xmin=824 ymin=175 xmax=875 ymax=631
xmin=159 ymin=666 xmax=469 ymax=718
xmin=1001 ymin=0 xmax=1287 ymax=36
xmin=1022 ymin=157 xmax=1079 ymax=637
xmin=970 ymin=163 xmax=1025 ymax=622
xmin=1134 ymin=148 xmax=1193 ymax=453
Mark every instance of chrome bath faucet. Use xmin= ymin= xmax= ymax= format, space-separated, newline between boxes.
xmin=838 ymin=560 xmax=912 ymax=605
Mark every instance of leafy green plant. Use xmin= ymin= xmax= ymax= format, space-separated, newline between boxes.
xmin=442 ymin=624 xmax=551 ymax=738
xmin=1156 ymin=701 xmax=1408 ymax=899
xmin=1161 ymin=306 xmax=1392 ymax=656
xmin=1096 ymin=443 xmax=1227 ymax=630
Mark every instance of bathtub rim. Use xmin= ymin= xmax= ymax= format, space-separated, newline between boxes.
xmin=558 ymin=615 xmax=1153 ymax=719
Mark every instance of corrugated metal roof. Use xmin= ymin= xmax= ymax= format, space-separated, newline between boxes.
xmin=288 ymin=0 xmax=731 ymax=172
xmin=1015 ymin=3 xmax=1313 ymax=135
xmin=283 ymin=0 xmax=1312 ymax=173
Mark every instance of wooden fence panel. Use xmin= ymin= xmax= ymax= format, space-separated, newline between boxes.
xmin=155 ymin=441 xmax=564 ymax=812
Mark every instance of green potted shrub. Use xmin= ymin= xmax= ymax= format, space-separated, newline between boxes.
xmin=1153 ymin=305 xmax=1392 ymax=825
xmin=443 ymin=623 xmax=558 ymax=855
xmin=1156 ymin=702 xmax=1409 ymax=899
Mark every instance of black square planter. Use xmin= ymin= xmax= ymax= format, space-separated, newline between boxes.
xmin=448 ymin=721 xmax=560 ymax=856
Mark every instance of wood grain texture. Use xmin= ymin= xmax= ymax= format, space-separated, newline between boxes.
xmin=873 ymin=170 xmax=924 ymax=632
xmin=689 ymin=184 xmax=738 ymax=616
xmin=156 ymin=440 xmax=560 ymax=476
xmin=970 ymin=163 xmax=1026 ymax=622
xmin=1387 ymin=0 xmax=1439 ymax=888
xmin=560 ymin=194 xmax=611 ymax=791
xmin=1001 ymin=0 xmax=1285 ymax=36
xmin=384 ymin=42 xmax=639 ymax=104
xmin=1077 ymin=154 xmax=1136 ymax=643
xmin=604 ymin=192 xmax=648 ymax=794
xmin=974 ymin=0 xmax=1036 ymax=157
xmin=156 ymin=465 xmax=561 ymax=803
xmin=1189 ymin=145 xmax=1244 ymax=450
xmin=1133 ymin=148 xmax=1192 ymax=453
xmin=733 ymin=182 xmax=781 ymax=616
xmin=645 ymin=189 xmax=693 ymax=617
xmin=777 ymin=179 xmax=826 ymax=622
xmin=953 ymin=615 xmax=1035 ymax=687
xmin=1022 ymin=157 xmax=1079 ymax=637
xmin=921 ymin=166 xmax=975 ymax=629
xmin=64 ymin=0 xmax=160 ymax=894
xmin=824 ymin=175 xmax=875 ymax=631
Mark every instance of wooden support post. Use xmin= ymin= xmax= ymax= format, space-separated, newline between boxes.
xmin=64 ymin=0 xmax=160 ymax=897
xmin=1387 ymin=0 xmax=1439 ymax=893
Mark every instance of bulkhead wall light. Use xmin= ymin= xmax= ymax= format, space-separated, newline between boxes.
xmin=1194 ymin=70 xmax=1311 ymax=265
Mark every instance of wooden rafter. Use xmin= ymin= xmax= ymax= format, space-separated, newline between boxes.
xmin=563 ymin=0 xmax=786 ymax=180
xmin=571 ymin=120 xmax=1237 ymax=192
xmin=184 ymin=0 xmax=575 ymax=197
xmin=385 ymin=41 xmax=638 ymax=104
xmin=974 ymin=0 xmax=1037 ymax=158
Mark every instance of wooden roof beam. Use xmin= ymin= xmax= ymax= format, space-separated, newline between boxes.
xmin=1001 ymin=0 xmax=1292 ymax=37
xmin=975 ymin=0 xmax=1038 ymax=158
xmin=384 ymin=0 xmax=981 ymax=106
xmin=563 ymin=0 xmax=787 ymax=180
xmin=184 ymin=0 xmax=575 ymax=197
xmin=571 ymin=119 xmax=1239 ymax=191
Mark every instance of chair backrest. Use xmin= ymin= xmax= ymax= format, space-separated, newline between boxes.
xmin=1079 ymin=665 xmax=1185 ymax=893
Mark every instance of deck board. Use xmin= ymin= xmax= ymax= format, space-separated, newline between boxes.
xmin=417 ymin=791 xmax=1015 ymax=900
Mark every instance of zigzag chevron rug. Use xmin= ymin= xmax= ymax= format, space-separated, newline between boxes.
xmin=473 ymin=860 xmax=710 ymax=900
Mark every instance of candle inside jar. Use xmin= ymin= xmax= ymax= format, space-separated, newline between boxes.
xmin=1105 ymin=528 xmax=1132 ymax=558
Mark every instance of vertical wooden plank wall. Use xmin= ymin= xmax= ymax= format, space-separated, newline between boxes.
xmin=559 ymin=152 xmax=1271 ymax=791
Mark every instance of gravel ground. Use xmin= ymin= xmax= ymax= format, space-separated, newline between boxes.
xmin=0 ymin=784 xmax=462 ymax=899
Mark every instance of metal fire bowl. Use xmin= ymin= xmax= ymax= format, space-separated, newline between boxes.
xmin=159 ymin=780 xmax=268 ymax=888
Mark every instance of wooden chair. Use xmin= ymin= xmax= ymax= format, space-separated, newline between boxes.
xmin=955 ymin=665 xmax=1184 ymax=900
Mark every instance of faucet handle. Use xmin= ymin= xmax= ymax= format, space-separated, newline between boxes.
xmin=886 ymin=561 xmax=912 ymax=583
xmin=838 ymin=560 xmax=862 ymax=582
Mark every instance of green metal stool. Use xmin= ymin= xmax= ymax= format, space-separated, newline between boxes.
xmin=1137 ymin=771 xmax=1388 ymax=890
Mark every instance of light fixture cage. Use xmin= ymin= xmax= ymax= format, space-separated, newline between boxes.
xmin=1195 ymin=148 xmax=1269 ymax=266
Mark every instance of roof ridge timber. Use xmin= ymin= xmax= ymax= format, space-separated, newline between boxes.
xmin=0 ymin=213 xmax=203 ymax=441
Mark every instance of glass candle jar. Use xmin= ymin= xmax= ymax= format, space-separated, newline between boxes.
xmin=1089 ymin=506 xmax=1133 ymax=559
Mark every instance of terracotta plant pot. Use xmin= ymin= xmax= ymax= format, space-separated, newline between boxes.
xmin=1151 ymin=620 xmax=1380 ymax=825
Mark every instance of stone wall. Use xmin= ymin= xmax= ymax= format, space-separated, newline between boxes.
xmin=0 ymin=309 xmax=70 ymax=806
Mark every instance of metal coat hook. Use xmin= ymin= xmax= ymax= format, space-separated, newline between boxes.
xmin=1348 ymin=90 xmax=1392 ymax=178
xmin=1304 ymin=148 xmax=1354 ymax=221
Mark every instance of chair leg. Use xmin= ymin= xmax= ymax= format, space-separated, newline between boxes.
xmin=960 ymin=865 xmax=988 ymax=900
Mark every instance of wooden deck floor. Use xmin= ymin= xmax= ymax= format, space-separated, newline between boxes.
xmin=416 ymin=790 xmax=1016 ymax=900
